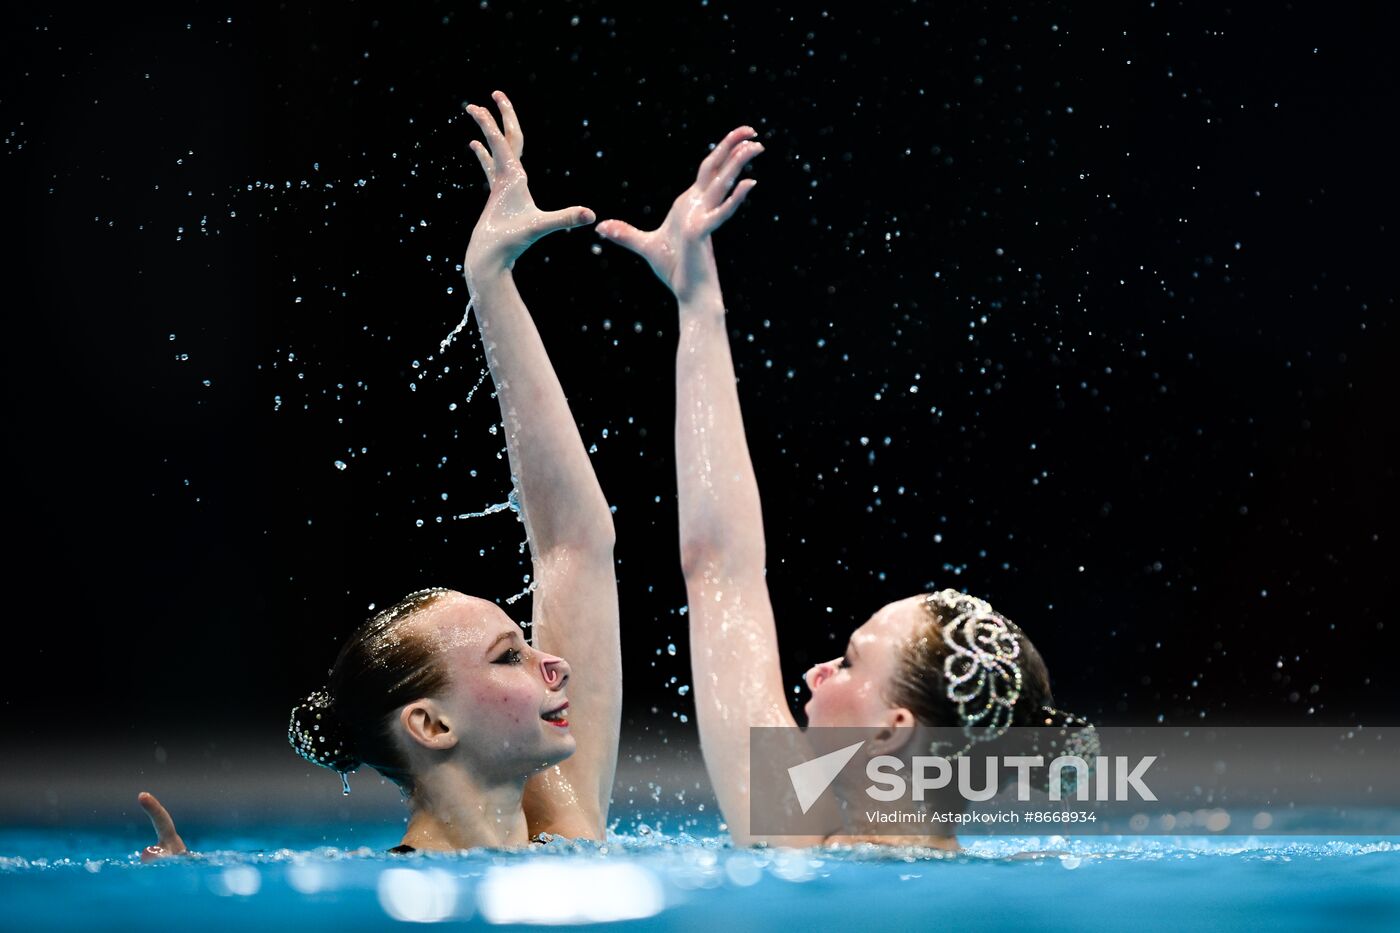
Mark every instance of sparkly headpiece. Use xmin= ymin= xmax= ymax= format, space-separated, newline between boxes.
xmin=923 ymin=589 xmax=1022 ymax=757
xmin=921 ymin=589 xmax=1101 ymax=789
xmin=288 ymin=687 xmax=358 ymax=794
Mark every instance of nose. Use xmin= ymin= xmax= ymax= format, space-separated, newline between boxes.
xmin=804 ymin=658 xmax=837 ymax=692
xmin=540 ymin=652 xmax=570 ymax=690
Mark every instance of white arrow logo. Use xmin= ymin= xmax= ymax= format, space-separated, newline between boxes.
xmin=787 ymin=740 xmax=865 ymax=814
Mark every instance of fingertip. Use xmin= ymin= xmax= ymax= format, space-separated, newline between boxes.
xmin=579 ymin=208 xmax=596 ymax=225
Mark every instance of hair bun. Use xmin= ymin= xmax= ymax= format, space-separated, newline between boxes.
xmin=1034 ymin=705 xmax=1101 ymax=798
xmin=288 ymin=687 xmax=361 ymax=774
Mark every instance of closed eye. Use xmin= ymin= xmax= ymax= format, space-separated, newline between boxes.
xmin=494 ymin=647 xmax=524 ymax=665
xmin=839 ymin=654 xmax=852 ymax=669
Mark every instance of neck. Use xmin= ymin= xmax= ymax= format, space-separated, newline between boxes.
xmin=398 ymin=760 xmax=532 ymax=851
xmin=830 ymin=782 xmax=962 ymax=852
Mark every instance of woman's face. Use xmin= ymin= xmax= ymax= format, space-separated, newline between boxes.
xmin=410 ymin=593 xmax=575 ymax=775
xmin=803 ymin=595 xmax=925 ymax=728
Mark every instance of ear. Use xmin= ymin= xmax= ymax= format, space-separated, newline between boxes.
xmin=866 ymin=706 xmax=918 ymax=756
xmin=400 ymin=700 xmax=459 ymax=752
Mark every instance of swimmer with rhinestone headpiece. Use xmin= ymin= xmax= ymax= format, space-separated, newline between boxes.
xmin=597 ymin=127 xmax=1096 ymax=850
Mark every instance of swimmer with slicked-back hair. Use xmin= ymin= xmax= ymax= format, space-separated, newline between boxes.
xmin=138 ymin=90 xmax=620 ymax=857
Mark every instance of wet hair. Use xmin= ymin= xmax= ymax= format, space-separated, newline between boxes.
xmin=288 ymin=587 xmax=455 ymax=793
xmin=886 ymin=593 xmax=1055 ymax=730
xmin=886 ymin=590 xmax=1080 ymax=802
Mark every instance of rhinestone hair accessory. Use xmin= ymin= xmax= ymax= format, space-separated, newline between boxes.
xmin=923 ymin=589 xmax=1024 ymax=758
xmin=919 ymin=589 xmax=1101 ymax=796
xmin=288 ymin=687 xmax=358 ymax=794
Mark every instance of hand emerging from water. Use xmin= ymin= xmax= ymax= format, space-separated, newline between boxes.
xmin=463 ymin=91 xmax=595 ymax=290
xmin=596 ymin=126 xmax=762 ymax=303
xmin=137 ymin=791 xmax=188 ymax=862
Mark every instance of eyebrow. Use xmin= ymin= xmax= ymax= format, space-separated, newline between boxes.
xmin=484 ymin=629 xmax=519 ymax=657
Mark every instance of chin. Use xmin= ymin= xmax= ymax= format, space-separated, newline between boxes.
xmin=540 ymin=733 xmax=577 ymax=767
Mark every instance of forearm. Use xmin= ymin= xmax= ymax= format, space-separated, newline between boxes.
xmin=674 ymin=278 xmax=766 ymax=574
xmin=468 ymin=267 xmax=614 ymax=556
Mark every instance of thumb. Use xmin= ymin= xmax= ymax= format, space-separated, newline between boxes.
xmin=535 ymin=205 xmax=596 ymax=233
xmin=595 ymin=219 xmax=649 ymax=254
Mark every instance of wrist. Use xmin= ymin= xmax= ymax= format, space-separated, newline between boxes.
xmin=676 ymin=283 xmax=725 ymax=319
xmin=672 ymin=236 xmax=721 ymax=307
xmin=464 ymin=254 xmax=514 ymax=295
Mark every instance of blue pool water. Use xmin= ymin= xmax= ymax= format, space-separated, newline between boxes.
xmin=3 ymin=823 xmax=1399 ymax=931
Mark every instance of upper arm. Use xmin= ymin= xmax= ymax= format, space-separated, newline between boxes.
xmin=521 ymin=543 xmax=621 ymax=838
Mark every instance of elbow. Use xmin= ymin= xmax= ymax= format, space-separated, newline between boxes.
xmin=594 ymin=501 xmax=617 ymax=553
xmin=566 ymin=520 xmax=615 ymax=562
xmin=679 ymin=533 xmax=762 ymax=582
xmin=679 ymin=537 xmax=717 ymax=580
xmin=555 ymin=491 xmax=616 ymax=555
xmin=564 ymin=503 xmax=616 ymax=560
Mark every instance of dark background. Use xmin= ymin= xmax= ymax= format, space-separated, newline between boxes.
xmin=4 ymin=0 xmax=1396 ymax=761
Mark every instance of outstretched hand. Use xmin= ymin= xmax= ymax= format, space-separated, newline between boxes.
xmin=596 ymin=125 xmax=762 ymax=302
xmin=137 ymin=791 xmax=188 ymax=862
xmin=463 ymin=90 xmax=595 ymax=287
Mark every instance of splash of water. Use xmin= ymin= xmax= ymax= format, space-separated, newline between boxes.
xmin=505 ymin=578 xmax=538 ymax=606
xmin=452 ymin=486 xmax=522 ymax=521
xmin=464 ymin=367 xmax=491 ymax=403
xmin=453 ymin=500 xmax=514 ymax=520
xmin=439 ymin=297 xmax=475 ymax=355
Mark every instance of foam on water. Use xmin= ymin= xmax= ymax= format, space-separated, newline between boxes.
xmin=3 ymin=826 xmax=1399 ymax=931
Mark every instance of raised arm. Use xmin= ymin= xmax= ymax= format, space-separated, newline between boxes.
xmin=462 ymin=92 xmax=620 ymax=839
xmin=599 ymin=128 xmax=812 ymax=845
